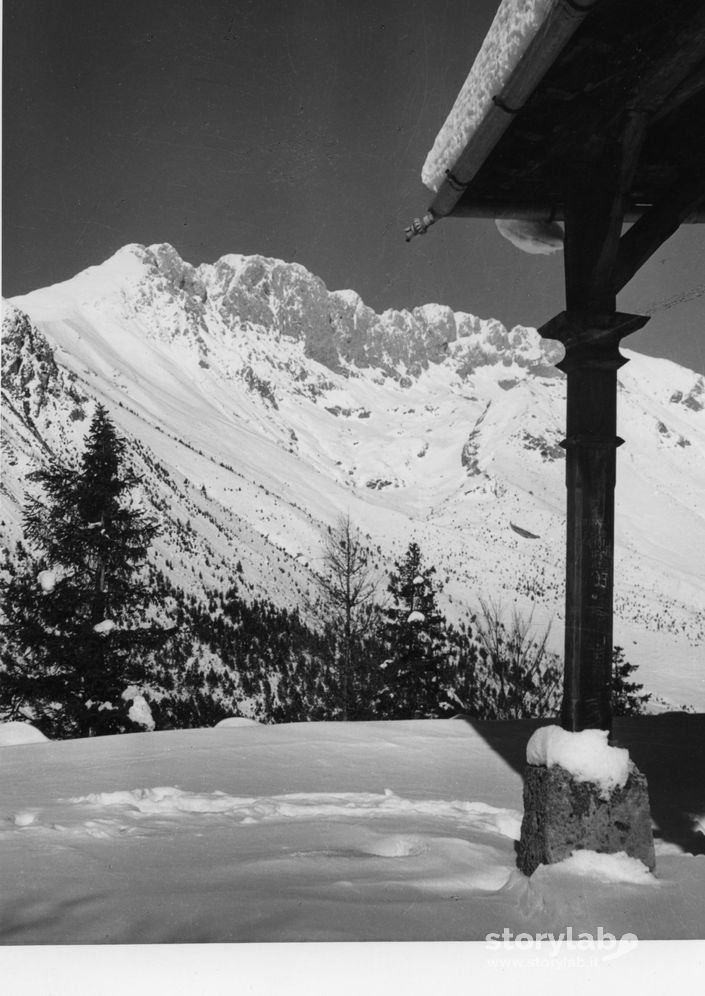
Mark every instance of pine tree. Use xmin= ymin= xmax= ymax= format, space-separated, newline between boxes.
xmin=375 ymin=542 xmax=449 ymax=718
xmin=0 ymin=404 xmax=171 ymax=737
xmin=612 ymin=646 xmax=651 ymax=716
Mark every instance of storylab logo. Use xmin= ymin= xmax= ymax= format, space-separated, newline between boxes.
xmin=485 ymin=927 xmax=639 ymax=969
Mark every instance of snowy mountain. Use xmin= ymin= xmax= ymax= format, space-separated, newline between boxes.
xmin=3 ymin=243 xmax=705 ymax=709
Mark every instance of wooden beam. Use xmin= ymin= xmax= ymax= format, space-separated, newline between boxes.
xmin=448 ymin=199 xmax=705 ymax=223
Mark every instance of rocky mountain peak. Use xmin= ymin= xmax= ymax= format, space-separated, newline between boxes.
xmin=41 ymin=244 xmax=561 ymax=384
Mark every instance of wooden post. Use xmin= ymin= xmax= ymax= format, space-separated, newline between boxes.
xmin=540 ymin=150 xmax=648 ymax=732
xmin=542 ymin=312 xmax=647 ymax=731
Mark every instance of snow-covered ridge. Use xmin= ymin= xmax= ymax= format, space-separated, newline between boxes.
xmin=3 ymin=244 xmax=705 ymax=711
xmin=12 ymin=242 xmax=560 ymax=380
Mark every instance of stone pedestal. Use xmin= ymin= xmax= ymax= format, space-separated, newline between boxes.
xmin=517 ymin=761 xmax=655 ymax=876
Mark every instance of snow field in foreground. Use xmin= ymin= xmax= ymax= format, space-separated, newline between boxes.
xmin=0 ymin=717 xmax=703 ymax=944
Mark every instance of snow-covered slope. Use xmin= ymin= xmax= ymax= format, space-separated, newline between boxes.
xmin=3 ymin=243 xmax=704 ymax=708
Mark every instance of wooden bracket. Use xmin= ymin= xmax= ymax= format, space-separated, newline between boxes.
xmin=615 ymin=174 xmax=705 ymax=293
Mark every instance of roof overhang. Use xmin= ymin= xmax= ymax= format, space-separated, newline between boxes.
xmin=410 ymin=0 xmax=705 ymax=237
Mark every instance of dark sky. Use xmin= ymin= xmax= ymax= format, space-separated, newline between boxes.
xmin=3 ymin=0 xmax=704 ymax=372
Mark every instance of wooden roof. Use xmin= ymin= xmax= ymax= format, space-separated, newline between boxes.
xmin=428 ymin=0 xmax=705 ymax=225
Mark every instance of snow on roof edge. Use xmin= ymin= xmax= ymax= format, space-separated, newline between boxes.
xmin=422 ymin=0 xmax=557 ymax=192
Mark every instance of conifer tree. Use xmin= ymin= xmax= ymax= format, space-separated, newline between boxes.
xmin=317 ymin=515 xmax=379 ymax=720
xmin=612 ymin=646 xmax=651 ymax=716
xmin=0 ymin=404 xmax=171 ymax=737
xmin=375 ymin=542 xmax=449 ymax=718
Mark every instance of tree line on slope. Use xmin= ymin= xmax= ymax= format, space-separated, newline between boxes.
xmin=0 ymin=405 xmax=650 ymax=738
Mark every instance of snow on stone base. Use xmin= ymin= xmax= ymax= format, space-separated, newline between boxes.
xmin=526 ymin=725 xmax=630 ymax=796
xmin=556 ymin=849 xmax=658 ymax=884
